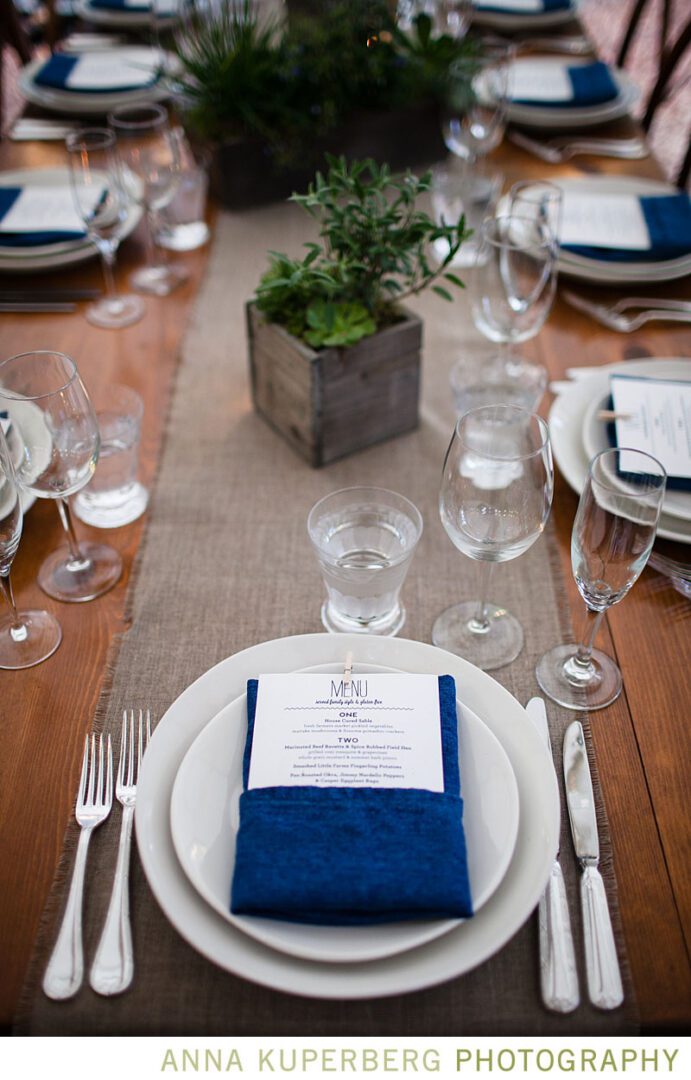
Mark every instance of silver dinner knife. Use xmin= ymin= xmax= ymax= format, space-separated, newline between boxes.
xmin=526 ymin=697 xmax=579 ymax=1013
xmin=563 ymin=720 xmax=624 ymax=1010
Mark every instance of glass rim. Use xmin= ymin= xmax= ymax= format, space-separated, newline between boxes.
xmin=66 ymin=127 xmax=115 ymax=152
xmin=307 ymin=485 xmax=423 ymax=560
xmin=0 ymin=350 xmax=78 ymax=401
xmin=108 ymin=102 xmax=168 ymax=131
xmin=588 ymin=446 xmax=667 ymax=493
xmin=481 ymin=214 xmax=554 ymax=251
xmin=454 ymin=405 xmax=550 ymax=462
xmin=508 ymin=180 xmax=563 ymax=202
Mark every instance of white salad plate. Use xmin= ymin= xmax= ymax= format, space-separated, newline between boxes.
xmin=170 ymin=662 xmax=519 ymax=965
xmin=74 ymin=0 xmax=182 ymax=28
xmin=554 ymin=177 xmax=691 ymax=284
xmin=472 ymin=0 xmax=579 ymax=31
xmin=0 ymin=167 xmax=141 ymax=273
xmin=506 ymin=59 xmax=638 ymax=129
xmin=19 ymin=48 xmax=171 ymax=115
xmin=136 ymin=633 xmax=558 ymax=999
xmin=550 ymin=359 xmax=691 ymax=544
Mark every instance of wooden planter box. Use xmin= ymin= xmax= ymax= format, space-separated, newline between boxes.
xmin=246 ymin=303 xmax=423 ymax=468
xmin=210 ymin=102 xmax=446 ymax=211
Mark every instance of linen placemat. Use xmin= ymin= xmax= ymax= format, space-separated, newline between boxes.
xmin=15 ymin=201 xmax=638 ymax=1035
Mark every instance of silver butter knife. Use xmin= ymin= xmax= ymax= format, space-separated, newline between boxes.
xmin=563 ymin=720 xmax=624 ymax=1010
xmin=526 ymin=697 xmax=579 ymax=1013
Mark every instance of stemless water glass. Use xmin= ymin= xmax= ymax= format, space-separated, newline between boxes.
xmin=536 ymin=448 xmax=667 ymax=711
xmin=0 ymin=352 xmax=123 ymax=603
xmin=443 ymin=45 xmax=513 ymax=164
xmin=433 ymin=406 xmax=553 ymax=670
xmin=0 ymin=426 xmax=62 ymax=668
xmin=308 ymin=487 xmax=423 ymax=636
xmin=108 ymin=102 xmax=189 ymax=296
xmin=66 ymin=128 xmax=146 ymax=330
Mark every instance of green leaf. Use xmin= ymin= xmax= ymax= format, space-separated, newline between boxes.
xmin=432 ymin=285 xmax=453 ymax=302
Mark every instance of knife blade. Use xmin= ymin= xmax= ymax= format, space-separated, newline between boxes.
xmin=563 ymin=720 xmax=624 ymax=1010
xmin=0 ymin=302 xmax=77 ymax=313
xmin=0 ymin=290 xmax=102 ymax=302
xmin=526 ymin=697 xmax=579 ymax=1014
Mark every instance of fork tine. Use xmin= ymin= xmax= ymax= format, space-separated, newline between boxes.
xmin=145 ymin=708 xmax=151 ymax=745
xmin=104 ymin=735 xmax=113 ymax=807
xmin=136 ymin=708 xmax=144 ymax=779
xmin=127 ymin=708 xmax=135 ymax=787
xmin=77 ymin=735 xmax=89 ymax=807
xmin=118 ymin=711 xmax=127 ymax=788
xmin=98 ymin=734 xmax=104 ymax=805
xmin=87 ymin=734 xmax=97 ymax=805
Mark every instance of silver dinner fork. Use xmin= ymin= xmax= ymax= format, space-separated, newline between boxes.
xmin=563 ymin=290 xmax=691 ymax=331
xmin=43 ymin=733 xmax=113 ymax=1000
xmin=508 ymin=131 xmax=649 ymax=164
xmin=90 ymin=709 xmax=151 ymax=995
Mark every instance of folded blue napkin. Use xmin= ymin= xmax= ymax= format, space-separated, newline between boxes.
xmin=34 ymin=52 xmax=158 ymax=93
xmin=475 ymin=0 xmax=572 ymax=13
xmin=562 ymin=193 xmax=691 ymax=263
xmin=90 ymin=0 xmax=150 ymax=9
xmin=511 ymin=60 xmax=619 ymax=108
xmin=230 ymin=675 xmax=472 ymax=925
xmin=0 ymin=188 xmax=86 ymax=247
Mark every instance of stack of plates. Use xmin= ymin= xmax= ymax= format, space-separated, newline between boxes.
xmin=0 ymin=168 xmax=141 ymax=274
xmin=472 ymin=0 xmax=580 ymax=31
xmin=19 ymin=46 xmax=172 ymax=115
xmin=550 ymin=358 xmax=691 ymax=545
xmin=136 ymin=633 xmax=558 ymax=997
xmin=506 ymin=57 xmax=638 ymax=129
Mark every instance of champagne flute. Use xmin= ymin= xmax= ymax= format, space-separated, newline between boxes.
xmin=0 ymin=352 xmax=123 ymax=603
xmin=433 ymin=405 xmax=553 ymax=670
xmin=66 ymin=128 xmax=146 ymax=330
xmin=0 ymin=425 xmax=62 ymax=668
xmin=443 ymin=45 xmax=513 ymax=164
xmin=108 ymin=102 xmax=189 ymax=296
xmin=536 ymin=448 xmax=666 ymax=711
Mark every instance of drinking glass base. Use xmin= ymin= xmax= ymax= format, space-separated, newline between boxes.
xmin=0 ymin=609 xmax=62 ymax=669
xmin=535 ymin=643 xmax=623 ymax=711
xmin=321 ymin=601 xmax=405 ymax=637
xmin=432 ymin=601 xmax=524 ymax=671
xmin=86 ymin=295 xmax=146 ymax=330
xmin=38 ymin=542 xmax=123 ymax=602
xmin=130 ymin=263 xmax=189 ymax=297
xmin=73 ymin=482 xmax=149 ymax=528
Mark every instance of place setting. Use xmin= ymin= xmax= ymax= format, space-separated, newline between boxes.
xmin=470 ymin=0 xmax=581 ymax=32
xmin=74 ymin=0 xmax=185 ymax=30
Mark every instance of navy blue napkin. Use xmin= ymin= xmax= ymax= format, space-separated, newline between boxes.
xmin=230 ymin=675 xmax=472 ymax=925
xmin=91 ymin=0 xmax=150 ymax=8
xmin=562 ymin=193 xmax=691 ymax=263
xmin=511 ymin=60 xmax=618 ymax=108
xmin=476 ymin=1 xmax=572 ymax=13
xmin=0 ymin=187 xmax=86 ymax=247
xmin=34 ymin=52 xmax=158 ymax=93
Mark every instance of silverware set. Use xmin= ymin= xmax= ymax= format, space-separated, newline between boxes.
xmin=526 ymin=697 xmax=624 ymax=1014
xmin=42 ymin=710 xmax=151 ymax=1000
xmin=563 ymin=289 xmax=691 ymax=331
xmin=508 ymin=131 xmax=649 ymax=164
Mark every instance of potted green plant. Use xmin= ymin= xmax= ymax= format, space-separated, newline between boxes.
xmin=172 ymin=1 xmax=474 ymax=209
xmin=247 ymin=156 xmax=469 ymax=467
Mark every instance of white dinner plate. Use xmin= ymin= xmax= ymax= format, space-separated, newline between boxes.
xmin=0 ymin=167 xmax=142 ymax=274
xmin=74 ymin=0 xmax=182 ymax=28
xmin=170 ymin=662 xmax=519 ymax=965
xmin=0 ymin=398 xmax=53 ymax=514
xmin=136 ymin=633 xmax=558 ymax=999
xmin=19 ymin=49 xmax=172 ymax=115
xmin=550 ymin=360 xmax=691 ymax=544
xmin=472 ymin=0 xmax=579 ymax=31
xmin=554 ymin=177 xmax=691 ymax=284
xmin=506 ymin=60 xmax=638 ymax=129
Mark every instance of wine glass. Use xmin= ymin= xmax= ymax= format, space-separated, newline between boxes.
xmin=433 ymin=405 xmax=553 ymax=671
xmin=536 ymin=448 xmax=666 ymax=711
xmin=508 ymin=180 xmax=563 ymax=243
xmin=0 ymin=352 xmax=123 ymax=603
xmin=0 ymin=425 xmax=62 ymax=668
xmin=443 ymin=45 xmax=513 ymax=165
xmin=66 ymin=128 xmax=146 ymax=330
xmin=108 ymin=102 xmax=189 ymax=296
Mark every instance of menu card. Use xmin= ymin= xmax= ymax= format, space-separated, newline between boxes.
xmin=610 ymin=374 xmax=691 ymax=479
xmin=247 ymin=673 xmax=445 ymax=792
xmin=559 ymin=193 xmax=651 ymax=250
xmin=511 ymin=61 xmax=573 ymax=102
xmin=0 ymin=186 xmax=102 ymax=235
xmin=65 ymin=49 xmax=159 ymax=90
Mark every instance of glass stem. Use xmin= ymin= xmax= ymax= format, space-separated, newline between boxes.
xmin=574 ymin=606 xmax=606 ymax=669
xmin=145 ymin=207 xmax=165 ymax=269
xmin=468 ymin=561 xmax=493 ymax=634
xmin=57 ymin=498 xmax=90 ymax=570
xmin=0 ymin=571 xmax=28 ymax=641
xmin=100 ymin=244 xmax=119 ymax=303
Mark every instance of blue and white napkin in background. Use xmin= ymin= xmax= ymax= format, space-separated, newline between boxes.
xmin=230 ymin=675 xmax=473 ymax=925
xmin=90 ymin=0 xmax=180 ymax=13
xmin=34 ymin=47 xmax=160 ymax=93
xmin=559 ymin=191 xmax=691 ymax=262
xmin=474 ymin=0 xmax=572 ymax=14
xmin=0 ymin=186 xmax=91 ymax=247
xmin=510 ymin=59 xmax=619 ymax=108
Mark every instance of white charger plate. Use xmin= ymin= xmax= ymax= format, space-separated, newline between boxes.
xmin=19 ymin=49 xmax=171 ymax=115
xmin=74 ymin=0 xmax=182 ymax=28
xmin=0 ymin=167 xmax=142 ymax=273
xmin=506 ymin=60 xmax=638 ymax=129
xmin=170 ymin=662 xmax=519 ymax=965
xmin=135 ymin=633 xmax=558 ymax=999
xmin=555 ymin=176 xmax=691 ymax=284
xmin=472 ymin=0 xmax=579 ymax=30
xmin=550 ymin=360 xmax=691 ymax=544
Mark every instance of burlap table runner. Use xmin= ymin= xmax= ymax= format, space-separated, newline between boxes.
xmin=16 ymin=203 xmax=638 ymax=1034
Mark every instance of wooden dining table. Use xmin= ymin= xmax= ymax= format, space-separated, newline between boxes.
xmin=1 ymin=48 xmax=690 ymax=1032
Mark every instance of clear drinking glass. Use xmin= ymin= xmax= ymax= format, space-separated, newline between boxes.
xmin=443 ymin=45 xmax=513 ymax=164
xmin=66 ymin=128 xmax=146 ymax=330
xmin=397 ymin=1 xmax=472 ymax=37
xmin=108 ymin=102 xmax=189 ymax=296
xmin=0 ymin=352 xmax=123 ymax=603
xmin=450 ymin=348 xmax=547 ymax=416
xmin=433 ymin=405 xmax=554 ymax=670
xmin=308 ymin=487 xmax=423 ymax=636
xmin=0 ymin=425 xmax=62 ymax=668
xmin=154 ymin=127 xmax=210 ymax=251
xmin=508 ymin=180 xmax=564 ymax=248
xmin=431 ymin=159 xmax=503 ymax=268
xmin=536 ymin=448 xmax=667 ymax=711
